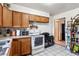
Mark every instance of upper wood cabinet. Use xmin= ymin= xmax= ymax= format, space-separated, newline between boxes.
xmin=40 ymin=17 xmax=49 ymax=23
xmin=29 ymin=14 xmax=49 ymax=23
xmin=35 ymin=15 xmax=41 ymax=22
xmin=0 ymin=4 xmax=2 ymax=27
xmin=12 ymin=11 xmax=22 ymax=27
xmin=29 ymin=15 xmax=36 ymax=21
xmin=21 ymin=13 xmax=29 ymax=27
xmin=3 ymin=6 xmax=12 ymax=27
xmin=29 ymin=15 xmax=40 ymax=22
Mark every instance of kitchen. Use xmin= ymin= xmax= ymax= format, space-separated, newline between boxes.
xmin=0 ymin=3 xmax=54 ymax=56
xmin=1 ymin=3 xmax=79 ymax=56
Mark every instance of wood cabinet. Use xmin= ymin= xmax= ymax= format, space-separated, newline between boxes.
xmin=0 ymin=4 xmax=49 ymax=28
xmin=3 ymin=6 xmax=12 ymax=27
xmin=35 ymin=16 xmax=41 ymax=22
xmin=0 ymin=4 xmax=2 ymax=27
xmin=29 ymin=14 xmax=49 ymax=23
xmin=10 ymin=39 xmax=20 ymax=56
xmin=21 ymin=13 xmax=29 ymax=27
xmin=12 ymin=11 xmax=22 ymax=27
xmin=29 ymin=14 xmax=36 ymax=21
xmin=40 ymin=17 xmax=49 ymax=23
xmin=29 ymin=15 xmax=40 ymax=22
xmin=9 ymin=37 xmax=31 ymax=56
xmin=20 ymin=37 xmax=31 ymax=55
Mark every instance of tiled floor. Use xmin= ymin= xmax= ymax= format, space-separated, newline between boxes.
xmin=54 ymin=40 xmax=65 ymax=47
xmin=33 ymin=44 xmax=76 ymax=56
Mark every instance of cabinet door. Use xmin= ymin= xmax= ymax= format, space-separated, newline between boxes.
xmin=11 ymin=39 xmax=20 ymax=56
xmin=21 ymin=13 xmax=29 ymax=27
xmin=29 ymin=14 xmax=35 ymax=21
xmin=40 ymin=17 xmax=49 ymax=23
xmin=0 ymin=4 xmax=2 ymax=27
xmin=20 ymin=38 xmax=31 ymax=55
xmin=3 ymin=6 xmax=12 ymax=27
xmin=34 ymin=15 xmax=41 ymax=22
xmin=12 ymin=11 xmax=22 ymax=27
xmin=29 ymin=15 xmax=40 ymax=22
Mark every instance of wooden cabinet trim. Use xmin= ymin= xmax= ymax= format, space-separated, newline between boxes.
xmin=0 ymin=4 xmax=3 ymax=27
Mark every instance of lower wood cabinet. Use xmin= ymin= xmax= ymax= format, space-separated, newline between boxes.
xmin=9 ymin=39 xmax=20 ymax=56
xmin=20 ymin=37 xmax=31 ymax=55
xmin=9 ymin=37 xmax=31 ymax=56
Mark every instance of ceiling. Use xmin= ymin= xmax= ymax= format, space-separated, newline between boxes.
xmin=15 ymin=3 xmax=79 ymax=16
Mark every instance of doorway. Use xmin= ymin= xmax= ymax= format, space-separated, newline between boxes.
xmin=61 ymin=23 xmax=65 ymax=41
xmin=54 ymin=18 xmax=65 ymax=46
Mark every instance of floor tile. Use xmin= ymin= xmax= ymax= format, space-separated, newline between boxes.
xmin=33 ymin=44 xmax=76 ymax=56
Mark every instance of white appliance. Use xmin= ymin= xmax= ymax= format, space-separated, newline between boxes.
xmin=16 ymin=30 xmax=20 ymax=36
xmin=31 ymin=35 xmax=45 ymax=55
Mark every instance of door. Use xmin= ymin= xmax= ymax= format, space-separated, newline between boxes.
xmin=54 ymin=19 xmax=65 ymax=44
xmin=21 ymin=13 xmax=29 ymax=27
xmin=12 ymin=11 xmax=22 ymax=27
xmin=20 ymin=38 xmax=31 ymax=55
xmin=54 ymin=20 xmax=60 ymax=41
xmin=0 ymin=4 xmax=2 ymax=27
xmin=3 ymin=6 xmax=12 ymax=27
xmin=34 ymin=37 xmax=43 ymax=47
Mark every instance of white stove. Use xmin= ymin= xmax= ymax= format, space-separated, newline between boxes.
xmin=30 ymin=35 xmax=45 ymax=55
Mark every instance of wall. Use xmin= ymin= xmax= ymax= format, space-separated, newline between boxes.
xmin=9 ymin=4 xmax=49 ymax=17
xmin=33 ymin=16 xmax=53 ymax=35
xmin=52 ymin=8 xmax=79 ymax=45
xmin=9 ymin=4 xmax=52 ymax=34
xmin=52 ymin=8 xmax=79 ymax=35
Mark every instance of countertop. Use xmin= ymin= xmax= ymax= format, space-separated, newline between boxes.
xmin=0 ymin=35 xmax=31 ymax=41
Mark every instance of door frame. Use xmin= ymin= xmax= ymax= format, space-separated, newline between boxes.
xmin=54 ymin=18 xmax=65 ymax=43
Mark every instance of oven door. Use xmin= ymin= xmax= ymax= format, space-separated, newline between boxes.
xmin=31 ymin=35 xmax=44 ymax=49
